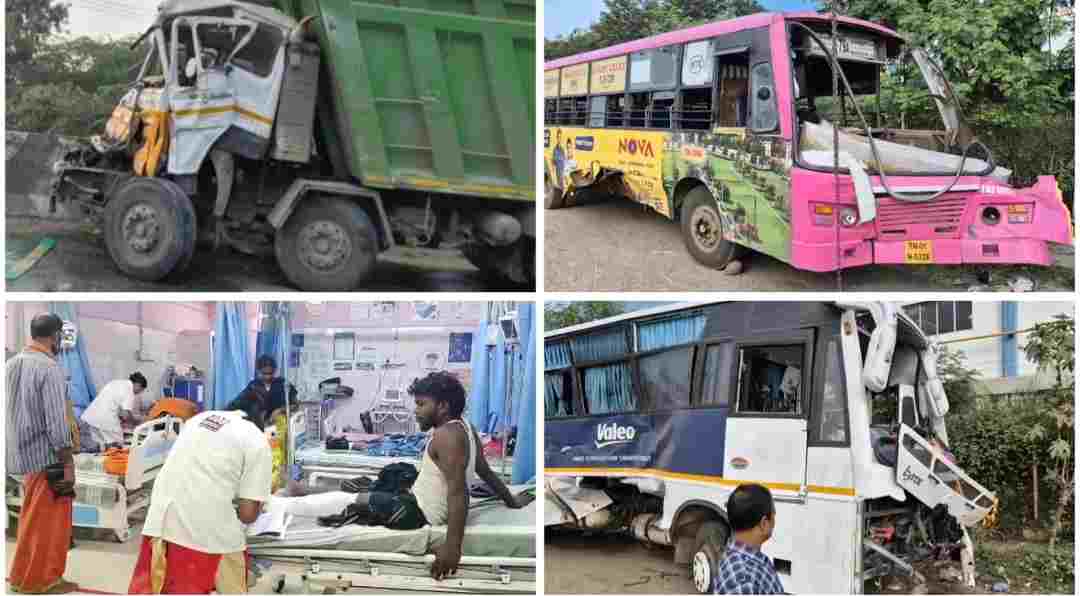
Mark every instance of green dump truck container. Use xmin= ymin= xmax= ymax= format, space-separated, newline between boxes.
xmin=49 ymin=0 xmax=536 ymax=290
xmin=278 ymin=0 xmax=536 ymax=201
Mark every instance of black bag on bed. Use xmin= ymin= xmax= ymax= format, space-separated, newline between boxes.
xmin=371 ymin=462 xmax=418 ymax=494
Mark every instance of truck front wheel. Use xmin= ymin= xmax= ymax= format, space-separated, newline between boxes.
xmin=275 ymin=197 xmax=378 ymax=290
xmin=103 ymin=177 xmax=197 ymax=281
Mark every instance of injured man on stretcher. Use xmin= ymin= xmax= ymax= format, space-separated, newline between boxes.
xmin=258 ymin=372 xmax=535 ymax=581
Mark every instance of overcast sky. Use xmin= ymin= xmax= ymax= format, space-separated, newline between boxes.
xmin=62 ymin=0 xmax=158 ymax=40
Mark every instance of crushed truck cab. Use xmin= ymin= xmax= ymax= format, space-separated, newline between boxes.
xmin=51 ymin=0 xmax=535 ymax=290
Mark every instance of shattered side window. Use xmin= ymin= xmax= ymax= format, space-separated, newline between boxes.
xmin=230 ymin=24 xmax=284 ymax=78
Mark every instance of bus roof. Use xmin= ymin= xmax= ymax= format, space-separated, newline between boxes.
xmin=545 ymin=301 xmax=722 ymax=339
xmin=544 ymin=11 xmax=902 ymax=70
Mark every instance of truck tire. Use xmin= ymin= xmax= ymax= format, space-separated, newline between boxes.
xmin=545 ymin=173 xmax=566 ymax=209
xmin=103 ymin=177 xmax=197 ymax=281
xmin=691 ymin=521 xmax=730 ymax=594
xmin=274 ymin=196 xmax=378 ymax=290
xmin=680 ymin=185 xmax=739 ymax=269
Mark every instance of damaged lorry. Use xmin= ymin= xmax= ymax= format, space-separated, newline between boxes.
xmin=50 ymin=0 xmax=535 ymax=290
xmin=543 ymin=301 xmax=996 ymax=594
xmin=543 ymin=12 xmax=1070 ymax=272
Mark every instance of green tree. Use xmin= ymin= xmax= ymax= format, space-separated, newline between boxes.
xmin=1022 ymin=316 xmax=1075 ymax=548
xmin=544 ymin=302 xmax=626 ymax=331
xmin=8 ymin=35 xmax=140 ymax=136
xmin=936 ymin=345 xmax=980 ymax=416
xmin=6 ymin=0 xmax=70 ymax=92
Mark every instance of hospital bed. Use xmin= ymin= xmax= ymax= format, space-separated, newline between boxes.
xmin=289 ymin=410 xmax=515 ymax=489
xmin=6 ymin=416 xmax=182 ymax=542
xmin=248 ymin=489 xmax=536 ymax=593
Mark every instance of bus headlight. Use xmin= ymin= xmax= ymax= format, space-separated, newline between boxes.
xmin=839 ymin=207 xmax=858 ymax=227
xmin=981 ymin=206 xmax=1001 ymax=225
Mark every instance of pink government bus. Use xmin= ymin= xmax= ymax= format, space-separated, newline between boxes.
xmin=543 ymin=12 xmax=1072 ymax=272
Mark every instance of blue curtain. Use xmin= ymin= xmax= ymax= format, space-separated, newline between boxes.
xmin=466 ymin=324 xmax=491 ymax=431
xmin=544 ymin=341 xmax=571 ymax=370
xmin=570 ymin=329 xmax=627 ymax=362
xmin=511 ymin=303 xmax=535 ymax=484
xmin=638 ymin=313 xmax=706 ymax=351
xmin=583 ymin=363 xmax=635 ymax=414
xmin=467 ymin=321 xmax=508 ymax=434
xmin=48 ymin=303 xmax=97 ymax=418
xmin=212 ymin=303 xmax=252 ymax=410
xmin=544 ymin=372 xmax=568 ymax=417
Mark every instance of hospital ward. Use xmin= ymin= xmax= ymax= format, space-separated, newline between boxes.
xmin=5 ymin=301 xmax=538 ymax=594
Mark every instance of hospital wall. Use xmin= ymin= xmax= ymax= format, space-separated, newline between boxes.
xmin=287 ymin=302 xmax=485 ymax=431
xmin=5 ymin=302 xmax=213 ymax=408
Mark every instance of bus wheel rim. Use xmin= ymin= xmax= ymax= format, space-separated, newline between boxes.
xmin=692 ymin=551 xmax=712 ymax=592
xmin=691 ymin=205 xmax=722 ymax=251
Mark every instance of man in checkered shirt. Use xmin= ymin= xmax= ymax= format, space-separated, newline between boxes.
xmin=713 ymin=484 xmax=786 ymax=594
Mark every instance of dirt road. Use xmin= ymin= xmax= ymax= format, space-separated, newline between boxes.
xmin=545 ymin=530 xmax=696 ymax=594
xmin=6 ymin=217 xmax=517 ymax=292
xmin=545 ymin=201 xmax=1075 ymax=292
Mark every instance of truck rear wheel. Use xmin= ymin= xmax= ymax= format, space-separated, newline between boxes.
xmin=275 ymin=196 xmax=378 ymax=290
xmin=680 ymin=186 xmax=740 ymax=269
xmin=103 ymin=177 xmax=197 ymax=281
xmin=691 ymin=521 xmax=730 ymax=594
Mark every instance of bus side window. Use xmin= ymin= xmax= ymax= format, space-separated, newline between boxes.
xmin=544 ymin=99 xmax=558 ymax=125
xmin=628 ymin=92 xmax=649 ymax=128
xmin=750 ymin=62 xmax=779 ymax=132
xmin=814 ymin=339 xmax=848 ymax=443
xmin=715 ymin=61 xmax=749 ymax=127
xmin=699 ymin=342 xmax=734 ymax=406
xmin=736 ymin=345 xmax=804 ymax=415
xmin=638 ymin=346 xmax=694 ymax=411
xmin=650 ymin=91 xmax=675 ymax=129
xmin=606 ymin=95 xmax=625 ymax=127
xmin=558 ymin=97 xmax=574 ymax=125
xmin=589 ymin=96 xmax=606 ymax=128
xmin=678 ymin=87 xmax=711 ymax=130
xmin=573 ymin=96 xmax=588 ymax=126
xmin=545 ymin=370 xmax=575 ymax=417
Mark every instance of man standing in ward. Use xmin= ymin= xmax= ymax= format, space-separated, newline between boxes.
xmin=6 ymin=313 xmax=79 ymax=594
xmin=128 ymin=390 xmax=272 ymax=594
xmin=81 ymin=372 xmax=148 ymax=448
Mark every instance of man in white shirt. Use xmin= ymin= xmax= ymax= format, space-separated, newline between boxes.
xmin=127 ymin=390 xmax=272 ymax=594
xmin=81 ymin=373 xmax=148 ymax=449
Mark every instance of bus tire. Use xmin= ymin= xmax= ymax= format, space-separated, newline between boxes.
xmin=545 ymin=174 xmax=566 ymax=209
xmin=274 ymin=196 xmax=378 ymax=291
xmin=103 ymin=177 xmax=197 ymax=282
xmin=680 ymin=186 xmax=738 ymax=269
xmin=691 ymin=521 xmax=729 ymax=594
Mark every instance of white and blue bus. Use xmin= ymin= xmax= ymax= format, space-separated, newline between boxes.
xmin=544 ymin=301 xmax=995 ymax=594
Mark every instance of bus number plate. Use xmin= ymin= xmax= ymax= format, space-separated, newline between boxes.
xmin=905 ymin=240 xmax=933 ymax=263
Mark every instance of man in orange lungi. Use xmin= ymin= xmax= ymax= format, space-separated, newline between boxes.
xmin=128 ymin=390 xmax=272 ymax=594
xmin=6 ymin=313 xmax=79 ymax=594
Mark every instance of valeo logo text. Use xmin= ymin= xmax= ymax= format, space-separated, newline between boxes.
xmin=595 ymin=422 xmax=637 ymax=448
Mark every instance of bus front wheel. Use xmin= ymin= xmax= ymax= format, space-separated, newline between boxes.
xmin=691 ymin=521 xmax=729 ymax=594
xmin=681 ymin=186 xmax=739 ymax=269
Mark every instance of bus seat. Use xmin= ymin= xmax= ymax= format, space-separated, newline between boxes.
xmin=869 ymin=427 xmax=898 ymax=467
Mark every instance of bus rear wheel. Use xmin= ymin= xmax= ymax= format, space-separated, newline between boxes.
xmin=691 ymin=521 xmax=730 ymax=594
xmin=680 ymin=186 xmax=739 ymax=269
